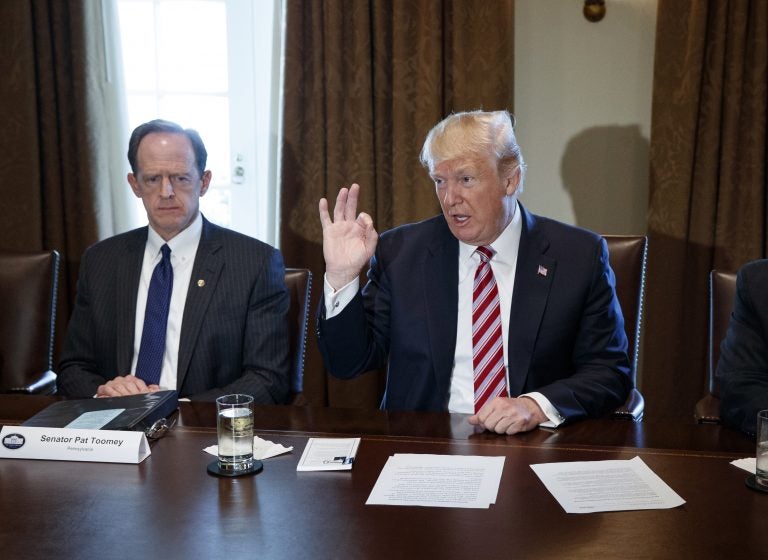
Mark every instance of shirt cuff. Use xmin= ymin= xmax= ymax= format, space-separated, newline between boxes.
xmin=521 ymin=391 xmax=565 ymax=428
xmin=323 ymin=275 xmax=359 ymax=319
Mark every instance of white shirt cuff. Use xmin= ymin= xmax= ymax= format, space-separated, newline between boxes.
xmin=521 ymin=391 xmax=565 ymax=428
xmin=323 ymin=275 xmax=359 ymax=319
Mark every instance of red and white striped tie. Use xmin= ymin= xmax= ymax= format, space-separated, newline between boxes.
xmin=472 ymin=245 xmax=508 ymax=413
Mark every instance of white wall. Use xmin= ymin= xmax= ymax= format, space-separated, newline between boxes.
xmin=514 ymin=0 xmax=657 ymax=234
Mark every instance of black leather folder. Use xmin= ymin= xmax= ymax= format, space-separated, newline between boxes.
xmin=22 ymin=390 xmax=179 ymax=432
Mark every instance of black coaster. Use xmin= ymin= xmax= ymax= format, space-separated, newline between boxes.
xmin=745 ymin=474 xmax=768 ymax=493
xmin=207 ymin=459 xmax=263 ymax=477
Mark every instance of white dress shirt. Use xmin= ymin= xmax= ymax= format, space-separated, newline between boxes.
xmin=130 ymin=213 xmax=202 ymax=390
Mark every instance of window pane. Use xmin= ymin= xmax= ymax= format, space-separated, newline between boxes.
xmin=117 ymin=0 xmax=281 ymax=242
xmin=124 ymin=94 xmax=159 ymax=129
xmin=118 ymin=1 xmax=157 ymax=91
xmin=200 ymin=188 xmax=231 ymax=228
xmin=157 ymin=94 xmax=230 ymax=185
xmin=156 ymin=1 xmax=228 ymax=92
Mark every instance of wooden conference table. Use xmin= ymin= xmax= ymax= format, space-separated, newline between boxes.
xmin=0 ymin=395 xmax=764 ymax=559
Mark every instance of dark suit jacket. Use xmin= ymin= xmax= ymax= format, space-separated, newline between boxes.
xmin=58 ymin=217 xmax=290 ymax=403
xmin=317 ymin=205 xmax=631 ymax=421
xmin=717 ymin=259 xmax=768 ymax=436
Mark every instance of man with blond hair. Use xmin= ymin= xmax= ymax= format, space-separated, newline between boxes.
xmin=317 ymin=110 xmax=630 ymax=434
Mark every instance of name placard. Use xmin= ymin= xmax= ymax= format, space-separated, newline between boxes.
xmin=0 ymin=426 xmax=150 ymax=464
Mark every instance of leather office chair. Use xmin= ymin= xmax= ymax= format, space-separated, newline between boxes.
xmin=284 ymin=268 xmax=312 ymax=404
xmin=0 ymin=250 xmax=60 ymax=394
xmin=604 ymin=235 xmax=647 ymax=421
xmin=694 ymin=270 xmax=737 ymax=424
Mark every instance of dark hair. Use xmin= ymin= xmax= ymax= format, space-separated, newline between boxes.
xmin=127 ymin=119 xmax=208 ymax=176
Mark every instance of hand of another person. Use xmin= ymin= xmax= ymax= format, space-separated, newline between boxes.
xmin=468 ymin=396 xmax=548 ymax=434
xmin=318 ymin=183 xmax=378 ymax=290
xmin=96 ymin=375 xmax=161 ymax=398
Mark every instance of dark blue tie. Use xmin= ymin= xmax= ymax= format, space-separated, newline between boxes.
xmin=136 ymin=244 xmax=173 ymax=385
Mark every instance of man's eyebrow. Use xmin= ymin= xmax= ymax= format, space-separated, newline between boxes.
xmin=453 ymin=166 xmax=476 ymax=175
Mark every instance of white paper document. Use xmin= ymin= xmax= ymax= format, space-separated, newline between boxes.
xmin=366 ymin=454 xmax=505 ymax=508
xmin=64 ymin=409 xmax=125 ymax=429
xmin=530 ymin=456 xmax=685 ymax=514
xmin=296 ymin=437 xmax=360 ymax=471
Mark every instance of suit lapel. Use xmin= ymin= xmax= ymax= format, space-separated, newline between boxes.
xmin=177 ymin=218 xmax=224 ymax=388
xmin=116 ymin=228 xmax=148 ymax=375
xmin=507 ymin=206 xmax=556 ymax=396
xmin=424 ymin=221 xmax=459 ymax=397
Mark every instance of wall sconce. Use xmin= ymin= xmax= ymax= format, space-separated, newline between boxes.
xmin=583 ymin=0 xmax=606 ymax=22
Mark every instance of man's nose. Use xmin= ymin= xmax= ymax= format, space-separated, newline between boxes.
xmin=442 ymin=182 xmax=461 ymax=206
xmin=160 ymin=176 xmax=175 ymax=198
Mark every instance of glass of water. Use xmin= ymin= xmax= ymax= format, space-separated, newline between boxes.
xmin=216 ymin=394 xmax=255 ymax=473
xmin=757 ymin=410 xmax=768 ymax=488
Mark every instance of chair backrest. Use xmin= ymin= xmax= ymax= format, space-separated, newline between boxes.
xmin=709 ymin=270 xmax=737 ymax=398
xmin=603 ymin=236 xmax=647 ymax=384
xmin=603 ymin=235 xmax=647 ymax=421
xmin=694 ymin=269 xmax=736 ymax=423
xmin=284 ymin=268 xmax=312 ymax=403
xmin=0 ymin=250 xmax=60 ymax=394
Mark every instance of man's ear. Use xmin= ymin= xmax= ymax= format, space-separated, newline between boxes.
xmin=200 ymin=170 xmax=212 ymax=196
xmin=127 ymin=173 xmax=142 ymax=198
xmin=505 ymin=166 xmax=521 ymax=196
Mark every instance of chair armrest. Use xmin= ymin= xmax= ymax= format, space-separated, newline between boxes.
xmin=694 ymin=394 xmax=721 ymax=424
xmin=611 ymin=388 xmax=644 ymax=421
xmin=8 ymin=370 xmax=57 ymax=395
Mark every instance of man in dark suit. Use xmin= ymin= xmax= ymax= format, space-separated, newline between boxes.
xmin=317 ymin=110 xmax=630 ymax=434
xmin=58 ymin=119 xmax=290 ymax=402
xmin=717 ymin=259 xmax=768 ymax=436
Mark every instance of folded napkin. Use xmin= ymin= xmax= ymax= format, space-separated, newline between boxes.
xmin=204 ymin=436 xmax=293 ymax=460
xmin=731 ymin=457 xmax=755 ymax=473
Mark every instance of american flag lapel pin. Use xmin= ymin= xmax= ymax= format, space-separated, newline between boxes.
xmin=537 ymin=265 xmax=548 ymax=277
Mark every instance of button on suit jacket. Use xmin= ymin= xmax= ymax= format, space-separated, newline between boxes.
xmin=58 ymin=217 xmax=290 ymax=403
xmin=317 ymin=204 xmax=631 ymax=422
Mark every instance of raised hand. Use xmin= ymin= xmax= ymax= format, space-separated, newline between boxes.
xmin=318 ymin=183 xmax=378 ymax=289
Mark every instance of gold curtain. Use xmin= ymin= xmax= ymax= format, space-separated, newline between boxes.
xmin=644 ymin=0 xmax=767 ymax=420
xmin=0 ymin=1 xmax=121 ymax=358
xmin=280 ymin=0 xmax=515 ymax=407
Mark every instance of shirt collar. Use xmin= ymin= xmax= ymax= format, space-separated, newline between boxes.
xmin=458 ymin=201 xmax=522 ymax=266
xmin=146 ymin=213 xmax=203 ymax=261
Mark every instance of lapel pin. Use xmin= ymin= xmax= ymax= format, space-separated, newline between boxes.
xmin=537 ymin=265 xmax=548 ymax=277
xmin=197 ymin=279 xmax=206 ymax=287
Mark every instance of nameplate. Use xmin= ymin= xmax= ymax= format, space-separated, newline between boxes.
xmin=0 ymin=426 xmax=150 ymax=464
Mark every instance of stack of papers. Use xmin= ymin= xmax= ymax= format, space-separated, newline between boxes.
xmin=366 ymin=454 xmax=505 ymax=508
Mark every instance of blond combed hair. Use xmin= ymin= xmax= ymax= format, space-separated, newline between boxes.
xmin=419 ymin=110 xmax=525 ymax=191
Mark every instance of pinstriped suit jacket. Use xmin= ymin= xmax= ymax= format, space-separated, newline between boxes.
xmin=58 ymin=217 xmax=290 ymax=403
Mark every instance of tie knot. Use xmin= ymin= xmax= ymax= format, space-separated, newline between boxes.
xmin=475 ymin=245 xmax=495 ymax=264
xmin=160 ymin=244 xmax=171 ymax=260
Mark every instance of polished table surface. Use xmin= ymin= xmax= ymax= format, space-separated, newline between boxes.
xmin=0 ymin=395 xmax=764 ymax=559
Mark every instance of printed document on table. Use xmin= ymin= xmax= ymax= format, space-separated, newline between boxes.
xmin=366 ymin=454 xmax=505 ymax=508
xmin=296 ymin=437 xmax=360 ymax=471
xmin=530 ymin=456 xmax=685 ymax=514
